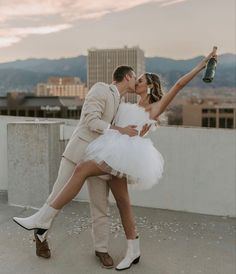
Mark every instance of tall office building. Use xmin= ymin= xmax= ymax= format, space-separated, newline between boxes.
xmin=88 ymin=46 xmax=145 ymax=103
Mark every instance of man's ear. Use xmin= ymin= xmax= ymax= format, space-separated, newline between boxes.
xmin=124 ymin=74 xmax=131 ymax=81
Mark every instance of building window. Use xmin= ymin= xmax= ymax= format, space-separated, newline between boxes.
xmin=219 ymin=118 xmax=234 ymax=128
xmin=202 ymin=108 xmax=216 ymax=114
xmin=202 ymin=118 xmax=208 ymax=127
xmin=37 ymin=110 xmax=45 ymax=118
xmin=45 ymin=112 xmax=54 ymax=118
xmin=10 ymin=110 xmax=16 ymax=116
xmin=202 ymin=117 xmax=216 ymax=128
xmin=55 ymin=112 xmax=61 ymax=118
xmin=18 ymin=110 xmax=25 ymax=116
xmin=219 ymin=118 xmax=226 ymax=128
xmin=227 ymin=118 xmax=234 ymax=128
xmin=0 ymin=110 xmax=7 ymax=115
xmin=219 ymin=108 xmax=234 ymax=113
xmin=28 ymin=110 xmax=35 ymax=117
xmin=209 ymin=109 xmax=216 ymax=113
xmin=209 ymin=118 xmax=216 ymax=127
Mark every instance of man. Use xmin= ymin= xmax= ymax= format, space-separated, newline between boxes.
xmin=34 ymin=65 xmax=138 ymax=269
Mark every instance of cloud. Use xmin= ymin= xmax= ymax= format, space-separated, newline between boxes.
xmin=160 ymin=0 xmax=186 ymax=7
xmin=0 ymin=0 xmax=187 ymax=22
xmin=0 ymin=0 xmax=188 ymax=48
xmin=0 ymin=37 xmax=21 ymax=48
xmin=0 ymin=24 xmax=72 ymax=48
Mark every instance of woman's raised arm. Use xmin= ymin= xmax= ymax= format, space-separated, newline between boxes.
xmin=146 ymin=47 xmax=217 ymax=119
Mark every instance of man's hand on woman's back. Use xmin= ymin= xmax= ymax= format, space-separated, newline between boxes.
xmin=110 ymin=125 xmax=138 ymax=137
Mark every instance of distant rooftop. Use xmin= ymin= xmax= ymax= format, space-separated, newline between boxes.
xmin=0 ymin=94 xmax=84 ymax=108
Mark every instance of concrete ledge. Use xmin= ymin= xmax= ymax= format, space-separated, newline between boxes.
xmin=7 ymin=121 xmax=64 ymax=208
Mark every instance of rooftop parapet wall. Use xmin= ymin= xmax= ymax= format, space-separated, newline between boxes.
xmin=1 ymin=116 xmax=235 ymax=216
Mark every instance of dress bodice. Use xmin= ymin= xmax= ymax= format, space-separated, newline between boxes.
xmin=113 ymin=103 xmax=156 ymax=132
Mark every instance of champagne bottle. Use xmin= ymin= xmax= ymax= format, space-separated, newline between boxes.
xmin=203 ymin=46 xmax=217 ymax=83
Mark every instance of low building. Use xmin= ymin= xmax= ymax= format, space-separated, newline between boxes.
xmin=36 ymin=77 xmax=88 ymax=99
xmin=182 ymin=97 xmax=236 ymax=129
xmin=0 ymin=92 xmax=84 ymax=119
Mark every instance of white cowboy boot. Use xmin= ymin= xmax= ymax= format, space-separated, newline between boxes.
xmin=13 ymin=203 xmax=59 ymax=231
xmin=116 ymin=237 xmax=141 ymax=271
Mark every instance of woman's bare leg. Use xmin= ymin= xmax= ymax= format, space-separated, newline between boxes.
xmin=109 ymin=177 xmax=137 ymax=239
xmin=50 ymin=161 xmax=106 ymax=209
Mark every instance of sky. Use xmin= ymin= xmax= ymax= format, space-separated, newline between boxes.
xmin=0 ymin=0 xmax=235 ymax=63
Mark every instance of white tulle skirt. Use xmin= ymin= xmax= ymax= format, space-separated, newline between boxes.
xmin=84 ymin=129 xmax=164 ymax=190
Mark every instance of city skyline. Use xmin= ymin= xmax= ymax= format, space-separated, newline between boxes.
xmin=0 ymin=0 xmax=235 ymax=63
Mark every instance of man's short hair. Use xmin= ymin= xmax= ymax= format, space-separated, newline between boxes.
xmin=112 ymin=66 xmax=134 ymax=82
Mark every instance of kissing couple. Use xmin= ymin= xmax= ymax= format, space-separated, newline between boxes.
xmin=13 ymin=49 xmax=217 ymax=271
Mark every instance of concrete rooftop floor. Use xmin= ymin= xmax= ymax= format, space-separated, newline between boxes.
xmin=0 ymin=195 xmax=235 ymax=274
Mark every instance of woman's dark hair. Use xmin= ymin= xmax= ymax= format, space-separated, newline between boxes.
xmin=145 ymin=73 xmax=163 ymax=103
xmin=113 ymin=66 xmax=134 ymax=82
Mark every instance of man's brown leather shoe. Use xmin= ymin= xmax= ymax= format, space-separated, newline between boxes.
xmin=95 ymin=251 xmax=114 ymax=269
xmin=34 ymin=230 xmax=51 ymax=259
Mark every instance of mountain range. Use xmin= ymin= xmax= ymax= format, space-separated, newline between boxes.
xmin=0 ymin=54 xmax=235 ymax=95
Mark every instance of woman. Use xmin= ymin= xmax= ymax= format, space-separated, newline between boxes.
xmin=14 ymin=49 xmax=217 ymax=271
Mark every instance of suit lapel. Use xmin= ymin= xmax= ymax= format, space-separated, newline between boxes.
xmin=109 ymin=85 xmax=120 ymax=113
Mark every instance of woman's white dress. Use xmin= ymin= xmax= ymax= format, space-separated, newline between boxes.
xmin=84 ymin=102 xmax=164 ymax=190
